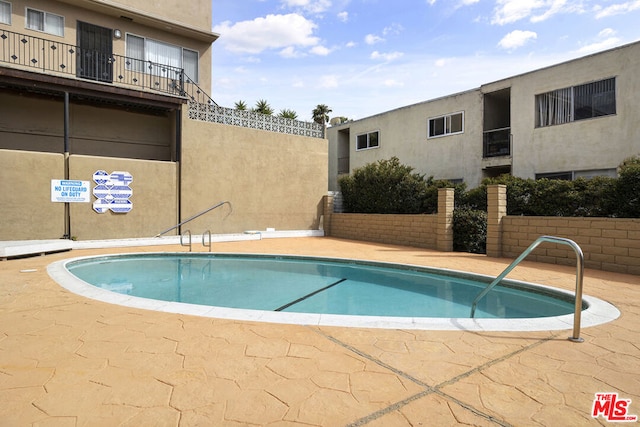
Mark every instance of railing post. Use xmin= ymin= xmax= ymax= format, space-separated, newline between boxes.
xmin=486 ymin=184 xmax=507 ymax=257
xmin=180 ymin=69 xmax=185 ymax=97
xmin=437 ymin=188 xmax=454 ymax=252
xmin=323 ymin=193 xmax=334 ymax=235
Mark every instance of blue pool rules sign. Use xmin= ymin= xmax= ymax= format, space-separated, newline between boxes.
xmin=92 ymin=170 xmax=133 ymax=214
xmin=51 ymin=180 xmax=90 ymax=203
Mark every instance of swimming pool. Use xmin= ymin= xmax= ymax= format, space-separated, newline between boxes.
xmin=48 ymin=253 xmax=620 ymax=331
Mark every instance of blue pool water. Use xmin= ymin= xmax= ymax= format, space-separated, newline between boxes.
xmin=65 ymin=253 xmax=579 ymax=319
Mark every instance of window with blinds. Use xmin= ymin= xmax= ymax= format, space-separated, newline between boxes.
xmin=0 ymin=1 xmax=11 ymax=25
xmin=26 ymin=8 xmax=64 ymax=36
xmin=126 ymin=34 xmax=199 ymax=83
xmin=536 ymin=78 xmax=616 ymax=127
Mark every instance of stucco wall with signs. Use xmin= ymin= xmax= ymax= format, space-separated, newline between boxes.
xmin=68 ymin=156 xmax=178 ymax=240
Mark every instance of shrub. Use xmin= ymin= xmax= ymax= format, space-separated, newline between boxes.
xmin=458 ymin=185 xmax=487 ymax=210
xmin=338 ymin=157 xmax=430 ymax=214
xmin=453 ymin=208 xmax=487 ymax=254
xmin=422 ymin=179 xmax=467 ymax=214
xmin=616 ymin=155 xmax=640 ymax=217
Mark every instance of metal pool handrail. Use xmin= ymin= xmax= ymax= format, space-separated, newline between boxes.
xmin=470 ymin=236 xmax=585 ymax=343
xmin=154 ymin=201 xmax=232 ymax=237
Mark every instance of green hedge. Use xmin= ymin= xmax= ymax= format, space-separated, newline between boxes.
xmin=338 ymin=155 xmax=640 ymax=254
xmin=338 ymin=157 xmax=430 ymax=214
xmin=453 ymin=208 xmax=487 ymax=254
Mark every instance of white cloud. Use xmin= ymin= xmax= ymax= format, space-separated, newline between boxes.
xmin=383 ymin=79 xmax=404 ymax=87
xmin=491 ymin=0 xmax=584 ymax=25
xmin=365 ymin=34 xmax=384 ymax=45
xmin=370 ymin=51 xmax=404 ymax=61
xmin=575 ymin=29 xmax=621 ymax=54
xmin=491 ymin=0 xmax=542 ymax=25
xmin=594 ymin=0 xmax=640 ymax=18
xmin=498 ymin=30 xmax=538 ymax=50
xmin=212 ymin=14 xmax=320 ymax=54
xmin=383 ymin=23 xmax=404 ymax=36
xmin=337 ymin=11 xmax=349 ymax=22
xmin=279 ymin=46 xmax=301 ymax=58
xmin=281 ymin=0 xmax=332 ymax=14
xmin=320 ymin=75 xmax=339 ymax=88
xmin=310 ymin=45 xmax=332 ymax=55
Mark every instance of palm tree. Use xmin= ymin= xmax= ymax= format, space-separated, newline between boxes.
xmin=312 ymin=104 xmax=332 ymax=125
xmin=279 ymin=109 xmax=298 ymax=119
xmin=234 ymin=100 xmax=248 ymax=110
xmin=253 ymin=99 xmax=274 ymax=116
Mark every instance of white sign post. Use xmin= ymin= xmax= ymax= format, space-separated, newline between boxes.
xmin=51 ymin=180 xmax=91 ymax=203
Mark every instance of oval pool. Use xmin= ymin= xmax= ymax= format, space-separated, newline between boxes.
xmin=48 ymin=253 xmax=620 ymax=331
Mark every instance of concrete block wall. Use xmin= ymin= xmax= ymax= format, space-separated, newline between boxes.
xmin=486 ymin=185 xmax=640 ymax=275
xmin=324 ymin=188 xmax=453 ymax=250
xmin=501 ymin=216 xmax=640 ymax=275
xmin=325 ymin=184 xmax=639 ymax=275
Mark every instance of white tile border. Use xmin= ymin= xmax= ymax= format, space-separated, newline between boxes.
xmin=47 ymin=252 xmax=621 ymax=333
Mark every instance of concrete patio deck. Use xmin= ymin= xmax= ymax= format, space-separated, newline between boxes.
xmin=1 ymin=237 xmax=638 ymax=426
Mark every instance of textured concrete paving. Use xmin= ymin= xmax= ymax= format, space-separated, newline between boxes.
xmin=1 ymin=237 xmax=638 ymax=426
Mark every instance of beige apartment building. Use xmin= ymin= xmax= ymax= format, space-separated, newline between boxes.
xmin=0 ymin=0 xmax=327 ymax=241
xmin=328 ymin=41 xmax=640 ymax=191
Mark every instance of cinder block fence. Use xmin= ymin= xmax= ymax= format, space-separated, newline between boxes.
xmin=324 ymin=185 xmax=640 ymax=275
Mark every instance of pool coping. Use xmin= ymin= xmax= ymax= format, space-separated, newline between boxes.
xmin=47 ymin=252 xmax=621 ymax=333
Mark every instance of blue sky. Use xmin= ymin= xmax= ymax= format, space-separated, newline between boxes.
xmin=210 ymin=0 xmax=640 ymax=122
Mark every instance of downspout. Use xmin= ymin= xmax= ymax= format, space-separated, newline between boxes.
xmin=176 ymin=107 xmax=182 ymax=236
xmin=63 ymin=91 xmax=71 ymax=239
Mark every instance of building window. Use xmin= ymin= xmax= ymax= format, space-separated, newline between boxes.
xmin=26 ymin=8 xmax=64 ymax=36
xmin=535 ymin=171 xmax=573 ymax=181
xmin=535 ymin=168 xmax=616 ymax=180
xmin=356 ymin=131 xmax=379 ymax=150
xmin=0 ymin=1 xmax=11 ymax=25
xmin=126 ymin=34 xmax=199 ymax=82
xmin=536 ymin=77 xmax=616 ymax=127
xmin=428 ymin=112 xmax=464 ymax=138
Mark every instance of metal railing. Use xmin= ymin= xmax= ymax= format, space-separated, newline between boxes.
xmin=155 ymin=201 xmax=231 ymax=237
xmin=483 ymin=127 xmax=511 ymax=158
xmin=180 ymin=230 xmax=192 ymax=252
xmin=470 ymin=236 xmax=585 ymax=343
xmin=202 ymin=230 xmax=212 ymax=252
xmin=0 ymin=28 xmax=215 ymax=105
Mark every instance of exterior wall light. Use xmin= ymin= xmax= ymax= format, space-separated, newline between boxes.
xmin=114 ymin=29 xmax=122 ymax=39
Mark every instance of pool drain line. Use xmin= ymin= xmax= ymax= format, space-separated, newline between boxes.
xmin=274 ymin=278 xmax=347 ymax=311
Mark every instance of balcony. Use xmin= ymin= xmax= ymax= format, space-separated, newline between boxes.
xmin=1 ymin=28 xmax=324 ymax=138
xmin=0 ymin=28 xmax=214 ymax=105
xmin=483 ymin=127 xmax=511 ymax=158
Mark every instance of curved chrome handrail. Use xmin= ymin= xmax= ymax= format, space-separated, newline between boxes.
xmin=155 ymin=201 xmax=231 ymax=237
xmin=470 ymin=236 xmax=585 ymax=343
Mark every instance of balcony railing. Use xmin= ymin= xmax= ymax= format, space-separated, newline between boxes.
xmin=483 ymin=127 xmax=511 ymax=158
xmin=0 ymin=28 xmax=215 ymax=105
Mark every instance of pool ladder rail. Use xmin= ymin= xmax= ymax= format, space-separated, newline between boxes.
xmin=179 ymin=230 xmax=213 ymax=252
xmin=470 ymin=236 xmax=585 ymax=343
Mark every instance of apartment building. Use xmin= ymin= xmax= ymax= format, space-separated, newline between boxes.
xmin=0 ymin=0 xmax=216 ymax=160
xmin=327 ymin=40 xmax=640 ymax=191
xmin=0 ymin=1 xmax=328 ymax=241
